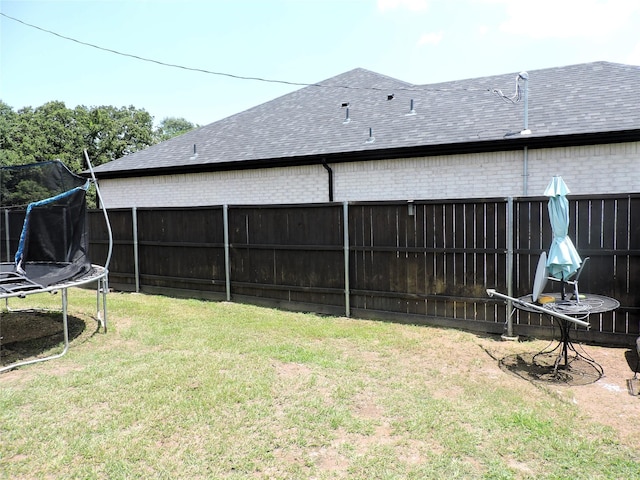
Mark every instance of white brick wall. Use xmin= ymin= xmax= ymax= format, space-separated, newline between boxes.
xmin=99 ymin=142 xmax=640 ymax=208
xmin=100 ymin=165 xmax=329 ymax=208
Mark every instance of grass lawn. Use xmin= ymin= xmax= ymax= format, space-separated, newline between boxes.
xmin=1 ymin=288 xmax=639 ymax=479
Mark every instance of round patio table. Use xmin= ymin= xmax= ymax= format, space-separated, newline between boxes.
xmin=514 ymin=293 xmax=619 ymax=378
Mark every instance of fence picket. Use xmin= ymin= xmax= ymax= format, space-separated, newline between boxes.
xmin=83 ymin=195 xmax=640 ymax=345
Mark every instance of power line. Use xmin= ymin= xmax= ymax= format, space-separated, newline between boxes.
xmin=1 ymin=11 xmax=488 ymax=95
xmin=0 ymin=12 xmax=317 ymax=88
xmin=491 ymin=72 xmax=527 ymax=104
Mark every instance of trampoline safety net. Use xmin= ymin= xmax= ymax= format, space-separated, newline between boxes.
xmin=0 ymin=160 xmax=91 ymax=291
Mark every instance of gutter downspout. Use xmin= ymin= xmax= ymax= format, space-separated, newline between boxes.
xmin=322 ymin=159 xmax=334 ymax=202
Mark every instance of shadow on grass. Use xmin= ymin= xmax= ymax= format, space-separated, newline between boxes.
xmin=499 ymin=350 xmax=603 ymax=386
xmin=0 ymin=310 xmax=86 ymax=369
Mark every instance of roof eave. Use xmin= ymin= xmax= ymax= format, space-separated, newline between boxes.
xmin=92 ymin=129 xmax=640 ymax=180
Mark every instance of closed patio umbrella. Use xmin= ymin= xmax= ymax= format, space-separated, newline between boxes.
xmin=544 ymin=176 xmax=581 ymax=282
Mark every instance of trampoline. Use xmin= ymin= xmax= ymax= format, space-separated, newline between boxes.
xmin=0 ymin=152 xmax=112 ymax=373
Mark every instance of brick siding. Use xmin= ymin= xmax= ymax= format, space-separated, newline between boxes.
xmin=99 ymin=142 xmax=640 ymax=208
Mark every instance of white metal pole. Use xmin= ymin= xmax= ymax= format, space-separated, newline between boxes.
xmin=487 ymin=289 xmax=591 ymax=328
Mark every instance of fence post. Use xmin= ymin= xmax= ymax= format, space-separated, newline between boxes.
xmin=4 ymin=209 xmax=10 ymax=262
xmin=3 ymin=209 xmax=9 ymax=311
xmin=343 ymin=201 xmax=350 ymax=317
xmin=503 ymin=197 xmax=517 ymax=340
xmin=223 ymin=204 xmax=231 ymax=301
xmin=132 ymin=206 xmax=140 ymax=293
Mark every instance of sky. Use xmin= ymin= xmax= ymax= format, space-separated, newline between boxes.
xmin=1 ymin=0 xmax=640 ymax=127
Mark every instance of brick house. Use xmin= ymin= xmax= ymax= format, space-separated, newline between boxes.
xmin=92 ymin=62 xmax=640 ymax=207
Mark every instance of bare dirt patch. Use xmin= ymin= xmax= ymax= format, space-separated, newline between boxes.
xmin=551 ymin=342 xmax=640 ymax=445
xmin=475 ymin=334 xmax=640 ymax=446
xmin=3 ymin=308 xmax=639 ymax=464
xmin=0 ymin=309 xmax=90 ymax=369
xmin=379 ymin=325 xmax=640 ymax=449
xmin=268 ymin=326 xmax=639 ymax=477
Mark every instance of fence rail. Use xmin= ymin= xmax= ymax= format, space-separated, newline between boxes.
xmin=81 ymin=195 xmax=640 ymax=345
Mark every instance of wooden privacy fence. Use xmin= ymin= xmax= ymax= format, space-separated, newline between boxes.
xmin=83 ymin=195 xmax=640 ymax=346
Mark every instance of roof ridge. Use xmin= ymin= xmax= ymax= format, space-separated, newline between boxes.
xmin=418 ymin=60 xmax=640 ymax=88
xmin=92 ymin=60 xmax=640 ymax=177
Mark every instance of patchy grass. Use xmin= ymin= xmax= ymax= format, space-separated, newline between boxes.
xmin=1 ymin=289 xmax=639 ymax=479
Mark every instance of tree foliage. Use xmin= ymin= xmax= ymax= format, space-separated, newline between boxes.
xmin=154 ymin=117 xmax=198 ymax=143
xmin=0 ymin=100 xmax=197 ymax=208
xmin=0 ymin=100 xmax=195 ymax=173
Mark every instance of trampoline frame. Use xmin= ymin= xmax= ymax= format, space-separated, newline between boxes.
xmin=0 ymin=150 xmax=112 ymax=373
xmin=0 ymin=264 xmax=108 ymax=373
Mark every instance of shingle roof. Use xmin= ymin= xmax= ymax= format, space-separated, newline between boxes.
xmin=93 ymin=62 xmax=640 ymax=178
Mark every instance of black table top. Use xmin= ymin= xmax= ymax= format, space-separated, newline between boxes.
xmin=516 ymin=293 xmax=620 ymax=315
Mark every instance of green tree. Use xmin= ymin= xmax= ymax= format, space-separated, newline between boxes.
xmin=0 ymin=100 xmax=20 ymax=165
xmin=154 ymin=116 xmax=197 ymax=142
xmin=14 ymin=101 xmax=89 ymax=171
xmin=0 ymin=101 xmax=156 ymax=171
xmin=0 ymin=101 xmax=160 ymax=208
xmin=85 ymin=105 xmax=155 ymax=167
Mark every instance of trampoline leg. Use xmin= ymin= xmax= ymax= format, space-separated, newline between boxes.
xmin=0 ymin=288 xmax=70 ymax=374
xmin=96 ymin=276 xmax=108 ymax=333
xmin=61 ymin=288 xmax=70 ymax=352
xmin=103 ymin=280 xmax=108 ymax=333
xmin=96 ymin=281 xmax=101 ymax=329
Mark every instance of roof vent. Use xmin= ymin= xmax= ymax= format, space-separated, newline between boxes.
xmin=406 ymin=99 xmax=416 ymax=116
xmin=341 ymin=102 xmax=350 ymax=108
xmin=189 ymin=144 xmax=198 ymax=160
xmin=365 ymin=127 xmax=375 ymax=144
xmin=387 ymin=94 xmax=394 ymax=101
xmin=343 ymin=107 xmax=351 ymax=124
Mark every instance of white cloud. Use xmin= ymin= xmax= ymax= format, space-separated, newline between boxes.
xmin=377 ymin=0 xmax=430 ymax=12
xmin=417 ymin=31 xmax=444 ymax=46
xmin=478 ymin=0 xmax=640 ymax=39
xmin=477 ymin=25 xmax=490 ymax=36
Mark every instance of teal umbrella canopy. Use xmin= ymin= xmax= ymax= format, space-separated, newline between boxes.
xmin=544 ymin=176 xmax=581 ymax=280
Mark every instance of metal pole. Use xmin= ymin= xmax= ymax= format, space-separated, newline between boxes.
xmin=487 ymin=289 xmax=590 ymax=328
xmin=96 ymin=275 xmax=101 ymax=328
xmin=132 ymin=206 xmax=140 ymax=293
xmin=98 ymin=274 xmax=108 ymax=332
xmin=0 ymin=288 xmax=71 ymax=374
xmin=523 ymin=146 xmax=529 ymax=196
xmin=519 ymin=71 xmax=529 ymax=133
xmin=84 ymin=150 xmax=113 ymax=270
xmin=3 ymin=210 xmax=7 ymax=311
xmin=103 ymin=276 xmax=108 ymax=331
xmin=62 ymin=288 xmax=70 ymax=349
xmin=83 ymin=149 xmax=111 ymax=333
xmin=343 ymin=201 xmax=350 ymax=317
xmin=223 ymin=204 xmax=231 ymax=301
xmin=4 ymin=209 xmax=9 ymax=262
xmin=503 ymin=197 xmax=516 ymax=339
xmin=2 ymin=211 xmax=8 ymax=313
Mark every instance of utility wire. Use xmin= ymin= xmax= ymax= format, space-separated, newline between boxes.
xmin=0 ymin=12 xmax=316 ymax=88
xmin=491 ymin=73 xmax=525 ymax=103
xmin=1 ymin=11 xmax=489 ymax=95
